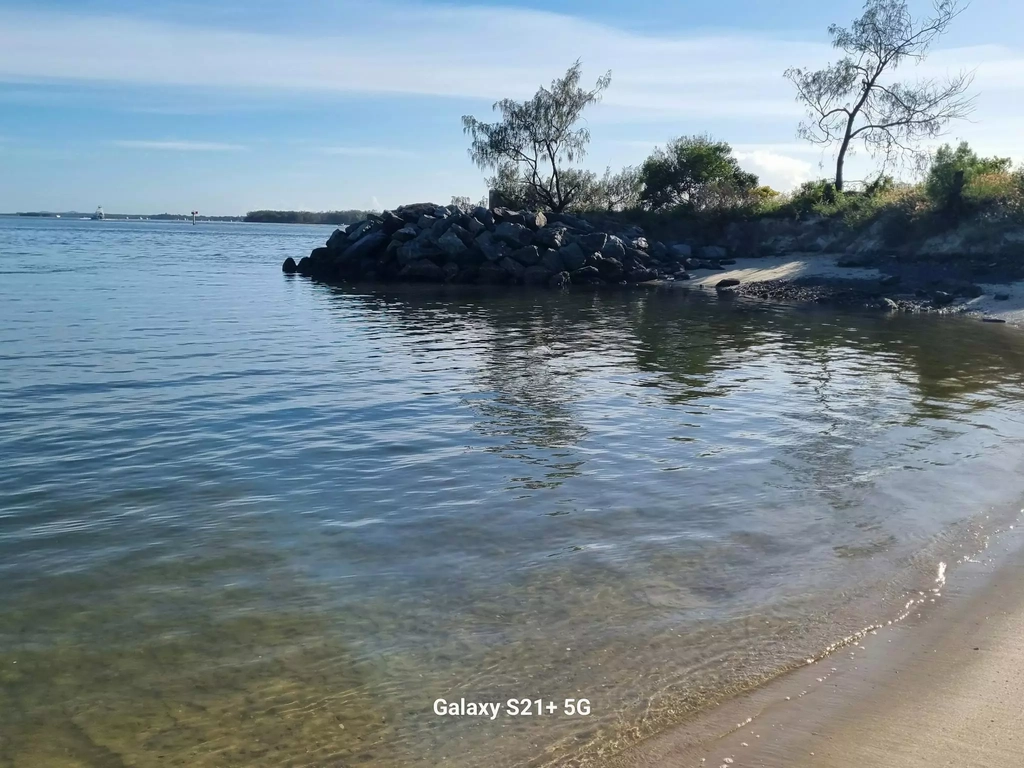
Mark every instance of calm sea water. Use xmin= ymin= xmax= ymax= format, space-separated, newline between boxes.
xmin=3 ymin=216 xmax=1024 ymax=767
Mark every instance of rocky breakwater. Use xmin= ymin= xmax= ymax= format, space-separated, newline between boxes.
xmin=282 ymin=203 xmax=701 ymax=287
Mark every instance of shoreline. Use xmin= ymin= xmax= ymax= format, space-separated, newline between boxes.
xmin=606 ymin=506 xmax=1024 ymax=768
xmin=666 ymin=253 xmax=1024 ymax=327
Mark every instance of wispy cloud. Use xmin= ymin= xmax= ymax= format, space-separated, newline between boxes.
xmin=5 ymin=5 xmax=1016 ymax=123
xmin=319 ymin=146 xmax=417 ymax=158
xmin=111 ymin=140 xmax=247 ymax=151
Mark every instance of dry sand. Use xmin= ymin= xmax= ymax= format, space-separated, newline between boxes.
xmin=609 ymin=524 xmax=1024 ymax=768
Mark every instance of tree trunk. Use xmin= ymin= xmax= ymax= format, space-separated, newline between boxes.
xmin=835 ymin=142 xmax=848 ymax=192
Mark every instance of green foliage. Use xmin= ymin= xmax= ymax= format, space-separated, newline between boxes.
xmin=924 ymin=141 xmax=1013 ymax=208
xmin=462 ymin=61 xmax=611 ymax=212
xmin=244 ymin=210 xmax=371 ymax=225
xmin=570 ymin=166 xmax=643 ymax=213
xmin=638 ymin=135 xmax=759 ymax=212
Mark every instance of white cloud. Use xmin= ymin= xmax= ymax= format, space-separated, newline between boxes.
xmin=111 ymin=140 xmax=247 ymax=151
xmin=734 ymin=150 xmax=816 ymax=189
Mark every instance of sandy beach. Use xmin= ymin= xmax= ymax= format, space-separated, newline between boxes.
xmin=679 ymin=254 xmax=1024 ymax=327
xmin=610 ymin=518 xmax=1024 ymax=768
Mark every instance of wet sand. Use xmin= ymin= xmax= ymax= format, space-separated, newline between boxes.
xmin=610 ymin=521 xmax=1024 ymax=768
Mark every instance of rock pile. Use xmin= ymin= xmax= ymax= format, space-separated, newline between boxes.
xmin=283 ymin=203 xmax=727 ymax=287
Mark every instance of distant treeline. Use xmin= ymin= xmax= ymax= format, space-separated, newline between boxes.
xmin=12 ymin=212 xmax=243 ymax=221
xmin=244 ymin=210 xmax=373 ymax=225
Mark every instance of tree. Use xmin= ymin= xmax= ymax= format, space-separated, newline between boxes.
xmin=785 ymin=0 xmax=975 ymax=191
xmin=638 ymin=135 xmax=758 ymax=212
xmin=462 ymin=61 xmax=611 ymax=212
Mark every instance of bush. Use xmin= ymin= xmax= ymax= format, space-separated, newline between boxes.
xmin=962 ymin=170 xmax=1024 ymax=217
xmin=639 ymin=135 xmax=758 ymax=212
xmin=925 ymin=142 xmax=1012 ymax=209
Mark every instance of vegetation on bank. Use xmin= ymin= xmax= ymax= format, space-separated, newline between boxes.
xmin=244 ymin=210 xmax=373 ymax=225
xmin=458 ymin=0 xmax=1022 ymax=244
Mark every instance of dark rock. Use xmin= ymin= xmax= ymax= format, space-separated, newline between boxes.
xmin=626 ymin=267 xmax=659 ymax=283
xmin=296 ymin=256 xmax=312 ymax=275
xmin=625 ymin=247 xmax=650 ymax=265
xmin=417 ymin=214 xmax=438 ymax=230
xmin=493 ymin=207 xmax=526 ymax=226
xmin=546 ymin=212 xmax=594 ymax=231
xmin=602 ymin=236 xmax=626 ymax=261
xmin=684 ymin=257 xmax=701 ymax=270
xmin=381 ymin=211 xmax=405 ymax=235
xmin=651 ymin=241 xmax=668 ymax=260
xmin=674 ymin=271 xmax=690 ymax=281
xmin=327 ymin=228 xmax=348 ymax=252
xmin=995 ymin=293 xmax=1011 ymax=301
xmin=396 ymin=202 xmax=442 ymax=222
xmin=282 ymin=256 xmax=297 ymax=273
xmin=982 ymin=317 xmax=1007 ymax=323
xmin=437 ymin=228 xmax=468 ymax=257
xmin=494 ymin=222 xmax=532 ymax=247
xmin=671 ymin=243 xmax=693 ymax=260
xmin=571 ymin=265 xmax=603 ymax=284
xmin=716 ymin=278 xmax=741 ymax=291
xmin=442 ymin=262 xmax=460 ymax=282
xmin=596 ymin=256 xmax=624 ymax=280
xmin=400 ymin=259 xmax=445 ymax=282
xmin=880 ymin=274 xmax=902 ymax=287
xmin=700 ymin=245 xmax=728 ymax=260
xmin=631 ymin=237 xmax=649 ymax=251
xmin=718 ymin=258 xmax=737 ymax=266
xmin=346 ymin=231 xmax=388 ymax=261
xmin=310 ymin=246 xmax=332 ymax=262
xmin=541 ymin=249 xmax=565 ymax=273
xmin=559 ymin=242 xmax=587 ymax=272
xmin=523 ymin=211 xmax=548 ymax=230
xmin=499 ymin=256 xmax=525 ymax=280
xmin=476 ymin=231 xmax=511 ymax=262
xmin=549 ymin=271 xmax=571 ymax=289
xmin=584 ymin=251 xmax=604 ymax=269
xmin=346 ymin=220 xmax=374 ymax=242
xmin=465 ymin=217 xmax=486 ymax=236
xmin=397 ymin=236 xmax=443 ymax=266
xmin=933 ymin=291 xmax=955 ymax=306
xmin=473 ymin=206 xmax=495 ymax=228
xmin=428 ymin=216 xmax=458 ymax=243
xmin=478 ymin=263 xmax=509 ymax=285
xmin=511 ymin=245 xmax=542 ymax=266
xmin=880 ymin=298 xmax=900 ymax=311
xmin=962 ymin=284 xmax=984 ymax=299
xmin=392 ymin=226 xmax=419 ymax=243
xmin=534 ymin=226 xmax=569 ymax=250
xmin=523 ymin=265 xmax=551 ymax=285
xmin=579 ymin=232 xmax=608 ymax=253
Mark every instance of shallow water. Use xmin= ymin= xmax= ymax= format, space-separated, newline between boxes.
xmin=3 ymin=217 xmax=1024 ymax=767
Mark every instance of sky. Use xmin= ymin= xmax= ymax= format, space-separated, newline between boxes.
xmin=0 ymin=0 xmax=1022 ymax=215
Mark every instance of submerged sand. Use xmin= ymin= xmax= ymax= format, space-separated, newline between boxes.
xmin=609 ymin=521 xmax=1024 ymax=768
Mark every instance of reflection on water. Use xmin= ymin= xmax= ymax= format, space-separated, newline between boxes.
xmin=3 ymin=218 xmax=1024 ymax=767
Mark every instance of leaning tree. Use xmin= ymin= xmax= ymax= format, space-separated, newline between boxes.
xmin=785 ymin=0 xmax=975 ymax=191
xmin=462 ymin=61 xmax=611 ymax=212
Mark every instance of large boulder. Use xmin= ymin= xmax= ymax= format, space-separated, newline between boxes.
xmin=417 ymin=214 xmax=437 ymax=230
xmin=579 ymin=232 xmax=607 ymax=253
xmin=558 ymin=242 xmax=587 ymax=271
xmin=392 ymin=226 xmax=419 ymax=243
xmin=541 ymin=249 xmax=565 ymax=273
xmin=476 ymin=231 xmax=511 ymax=262
xmin=596 ymin=256 xmax=624 ymax=280
xmin=511 ymin=245 xmax=542 ymax=266
xmin=547 ymin=212 xmax=594 ymax=232
xmin=549 ymin=271 xmax=571 ymax=289
xmin=465 ymin=216 xmax=486 ymax=235
xmin=479 ymin=262 xmax=509 ymax=284
xmin=493 ymin=207 xmax=526 ymax=226
xmin=437 ymin=228 xmax=468 ymax=257
xmin=602 ymin=236 xmax=626 ymax=261
xmin=499 ymin=256 xmax=525 ymax=280
xmin=630 ymin=237 xmax=649 ymax=251
xmin=327 ymin=228 xmax=348 ymax=253
xmin=473 ymin=206 xmax=495 ymax=228
xmin=396 ymin=202 xmax=442 ymax=222
xmin=570 ymin=265 xmax=603 ymax=284
xmin=346 ymin=220 xmax=376 ymax=242
xmin=296 ymin=256 xmax=312 ymax=275
xmin=346 ymin=231 xmax=388 ymax=261
xmin=442 ymin=262 xmax=460 ymax=282
xmin=494 ymin=222 xmax=532 ymax=247
xmin=282 ymin=256 xmax=297 ymax=273
xmin=523 ymin=211 xmax=548 ymax=230
xmin=380 ymin=211 xmax=405 ymax=235
xmin=397 ymin=235 xmax=443 ymax=266
xmin=534 ymin=226 xmax=569 ymax=250
xmin=399 ymin=259 xmax=445 ymax=282
xmin=523 ymin=265 xmax=551 ymax=285
xmin=626 ymin=267 xmax=659 ymax=283
xmin=669 ymin=243 xmax=693 ymax=260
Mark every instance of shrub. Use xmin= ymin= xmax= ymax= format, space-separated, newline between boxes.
xmin=962 ymin=170 xmax=1024 ymax=216
xmin=925 ymin=142 xmax=1012 ymax=209
xmin=639 ymin=135 xmax=758 ymax=212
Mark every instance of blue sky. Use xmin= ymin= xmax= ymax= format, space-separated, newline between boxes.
xmin=1 ymin=0 xmax=1022 ymax=214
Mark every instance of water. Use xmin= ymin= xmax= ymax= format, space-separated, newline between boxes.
xmin=3 ymin=216 xmax=1024 ymax=767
